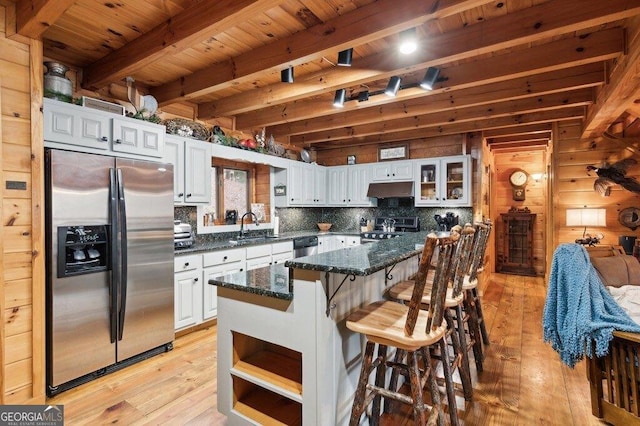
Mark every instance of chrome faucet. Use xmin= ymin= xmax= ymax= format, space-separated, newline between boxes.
xmin=238 ymin=211 xmax=259 ymax=237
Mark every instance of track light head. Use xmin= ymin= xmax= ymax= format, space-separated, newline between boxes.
xmin=399 ymin=28 xmax=417 ymax=54
xmin=420 ymin=67 xmax=440 ymax=90
xmin=333 ymin=89 xmax=346 ymax=107
xmin=357 ymin=91 xmax=369 ymax=102
xmin=281 ymin=66 xmax=294 ymax=83
xmin=337 ymin=48 xmax=353 ymax=66
xmin=385 ymin=76 xmax=402 ymax=97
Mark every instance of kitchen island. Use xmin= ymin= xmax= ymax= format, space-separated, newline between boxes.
xmin=209 ymin=232 xmax=430 ymax=425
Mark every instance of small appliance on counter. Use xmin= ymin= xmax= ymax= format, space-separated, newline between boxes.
xmin=174 ymin=220 xmax=194 ymax=248
xmin=225 ymin=209 xmax=238 ymax=225
xmin=434 ymin=212 xmax=459 ymax=231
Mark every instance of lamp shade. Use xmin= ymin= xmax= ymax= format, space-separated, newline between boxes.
xmin=281 ymin=66 xmax=294 ymax=83
xmin=385 ymin=76 xmax=401 ymax=97
xmin=420 ymin=67 xmax=440 ymax=90
xmin=333 ymin=89 xmax=346 ymax=107
xmin=566 ymin=208 xmax=606 ymax=227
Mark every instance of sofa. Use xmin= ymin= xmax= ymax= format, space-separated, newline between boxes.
xmin=586 ymin=246 xmax=640 ymax=425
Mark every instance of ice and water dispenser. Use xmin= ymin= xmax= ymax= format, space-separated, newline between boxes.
xmin=57 ymin=225 xmax=109 ymax=277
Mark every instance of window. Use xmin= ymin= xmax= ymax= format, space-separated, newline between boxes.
xmin=218 ymin=167 xmax=250 ymax=219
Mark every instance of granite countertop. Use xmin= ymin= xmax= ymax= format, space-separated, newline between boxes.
xmin=175 ymin=230 xmax=360 ymax=255
xmin=208 ymin=231 xmax=433 ymax=300
xmin=208 ymin=264 xmax=293 ymax=301
xmin=285 ymin=231 xmax=430 ymax=276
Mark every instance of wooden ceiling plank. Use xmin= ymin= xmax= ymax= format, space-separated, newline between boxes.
xmin=289 ymin=88 xmax=592 ymax=144
xmin=199 ymin=0 xmax=636 ymax=118
xmin=582 ymin=15 xmax=640 ymax=138
xmin=236 ymin=28 xmax=620 ymax=129
xmin=307 ymin=107 xmax=584 ymax=148
xmin=487 ymin=133 xmax=552 ymax=144
xmin=266 ymin=63 xmax=603 ymax=137
xmin=15 ymin=0 xmax=75 ymax=39
xmin=82 ymin=0 xmax=285 ymax=90
xmin=152 ymin=0 xmax=493 ymax=105
xmin=483 ymin=123 xmax=553 ymax=138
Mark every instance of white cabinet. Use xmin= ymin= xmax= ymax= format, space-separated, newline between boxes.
xmin=335 ymin=235 xmax=361 ymax=248
xmin=276 ymin=162 xmax=327 ymax=207
xmin=44 ymin=99 xmax=111 ymax=150
xmin=43 ymin=98 xmax=164 ymax=158
xmin=414 ymin=155 xmax=471 ymax=207
xmin=164 ymin=135 xmax=212 ymax=204
xmin=174 ymin=254 xmax=203 ymax=330
xmin=317 ymin=235 xmax=332 ymax=253
xmin=112 ymin=116 xmax=164 ymax=158
xmin=202 ymin=248 xmax=245 ymax=320
xmin=370 ymin=160 xmax=414 ymax=181
xmin=327 ymin=165 xmax=377 ymax=207
xmin=246 ymin=241 xmax=293 ymax=270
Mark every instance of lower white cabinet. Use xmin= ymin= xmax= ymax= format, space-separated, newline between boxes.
xmin=318 ymin=235 xmax=360 ymax=253
xmin=174 ymin=254 xmax=203 ymax=330
xmin=203 ymin=248 xmax=245 ymax=320
xmin=175 ymin=241 xmax=293 ymax=330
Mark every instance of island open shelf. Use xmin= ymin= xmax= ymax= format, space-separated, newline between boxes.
xmin=233 ymin=376 xmax=302 ymax=425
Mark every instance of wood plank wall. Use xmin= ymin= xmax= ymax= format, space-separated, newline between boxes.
xmin=1 ymin=4 xmax=45 ymax=404
xmin=553 ymin=119 xmax=640 ymax=250
xmin=493 ymin=148 xmax=548 ymax=276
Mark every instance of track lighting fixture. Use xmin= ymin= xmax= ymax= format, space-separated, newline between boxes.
xmin=333 ymin=89 xmax=346 ymax=107
xmin=357 ymin=91 xmax=369 ymax=102
xmin=420 ymin=67 xmax=440 ymax=90
xmin=281 ymin=66 xmax=294 ymax=83
xmin=399 ymin=28 xmax=417 ymax=54
xmin=337 ymin=48 xmax=353 ymax=66
xmin=385 ymin=76 xmax=401 ymax=97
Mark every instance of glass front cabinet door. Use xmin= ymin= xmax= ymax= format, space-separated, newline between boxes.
xmin=415 ymin=155 xmax=471 ymax=207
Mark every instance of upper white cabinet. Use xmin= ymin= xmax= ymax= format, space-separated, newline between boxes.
xmin=275 ymin=162 xmax=326 ymax=207
xmin=414 ymin=155 xmax=471 ymax=207
xmin=327 ymin=165 xmax=377 ymax=207
xmin=370 ymin=160 xmax=414 ymax=181
xmin=43 ymin=98 xmax=164 ymax=158
xmin=164 ymin=135 xmax=212 ymax=204
xmin=112 ymin=117 xmax=164 ymax=158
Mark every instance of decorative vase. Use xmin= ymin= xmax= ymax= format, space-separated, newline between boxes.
xmin=44 ymin=61 xmax=73 ymax=102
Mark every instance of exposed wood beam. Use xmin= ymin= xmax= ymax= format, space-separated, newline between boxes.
xmin=489 ymin=141 xmax=549 ymax=152
xmin=483 ymin=124 xmax=553 ymax=138
xmin=487 ymin=133 xmax=552 ymax=144
xmin=291 ymin=89 xmax=592 ymax=144
xmin=151 ymin=0 xmax=493 ymax=105
xmin=309 ymin=107 xmax=585 ymax=149
xmin=201 ymin=0 xmax=636 ymax=119
xmin=82 ymin=0 xmax=284 ymax=90
xmin=15 ymin=0 xmax=74 ymax=39
xmin=582 ymin=16 xmax=640 ymax=138
xmin=267 ymin=64 xmax=603 ymax=137
xmin=237 ymin=28 xmax=621 ymax=129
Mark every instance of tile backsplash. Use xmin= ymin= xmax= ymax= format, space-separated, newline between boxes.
xmin=176 ymin=198 xmax=473 ymax=244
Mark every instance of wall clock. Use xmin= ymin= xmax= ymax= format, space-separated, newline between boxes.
xmin=509 ymin=169 xmax=528 ymax=201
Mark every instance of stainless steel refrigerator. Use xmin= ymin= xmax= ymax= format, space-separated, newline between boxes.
xmin=45 ymin=148 xmax=175 ymax=396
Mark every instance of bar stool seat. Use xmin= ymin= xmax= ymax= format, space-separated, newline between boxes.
xmin=347 ymin=300 xmax=447 ymax=351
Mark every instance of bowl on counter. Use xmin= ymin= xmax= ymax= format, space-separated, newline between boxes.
xmin=317 ymin=223 xmax=332 ymax=232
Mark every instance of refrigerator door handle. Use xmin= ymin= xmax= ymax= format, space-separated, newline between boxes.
xmin=109 ymin=168 xmax=119 ymax=344
xmin=116 ymin=168 xmax=128 ymax=341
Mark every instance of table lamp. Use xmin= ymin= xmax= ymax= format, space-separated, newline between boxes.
xmin=566 ymin=208 xmax=606 ymax=245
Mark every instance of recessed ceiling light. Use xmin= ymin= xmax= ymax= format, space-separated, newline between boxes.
xmin=399 ymin=28 xmax=417 ymax=54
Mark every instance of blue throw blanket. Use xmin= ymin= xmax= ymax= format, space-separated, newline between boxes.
xmin=542 ymin=243 xmax=640 ymax=368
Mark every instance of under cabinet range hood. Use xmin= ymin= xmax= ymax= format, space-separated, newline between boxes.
xmin=366 ymin=181 xmax=414 ymax=198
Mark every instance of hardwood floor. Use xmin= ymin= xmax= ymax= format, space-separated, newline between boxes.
xmin=49 ymin=273 xmax=607 ymax=425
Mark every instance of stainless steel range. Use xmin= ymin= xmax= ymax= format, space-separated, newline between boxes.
xmin=360 ymin=216 xmax=420 ymax=242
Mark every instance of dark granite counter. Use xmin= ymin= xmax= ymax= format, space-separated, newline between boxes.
xmin=208 ymin=264 xmax=293 ymax=300
xmin=175 ymin=230 xmax=360 ymax=255
xmin=208 ymin=231 xmax=433 ymax=299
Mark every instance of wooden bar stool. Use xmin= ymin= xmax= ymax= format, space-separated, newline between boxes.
xmin=461 ymin=221 xmax=492 ymax=371
xmin=387 ymin=226 xmax=476 ymax=414
xmin=346 ymin=235 xmax=456 ymax=426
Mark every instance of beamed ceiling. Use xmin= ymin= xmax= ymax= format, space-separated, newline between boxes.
xmin=11 ymin=0 xmax=640 ymax=151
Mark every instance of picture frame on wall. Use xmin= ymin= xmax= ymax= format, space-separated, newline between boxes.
xmin=347 ymin=155 xmax=356 ymax=165
xmin=378 ymin=144 xmax=407 ymax=161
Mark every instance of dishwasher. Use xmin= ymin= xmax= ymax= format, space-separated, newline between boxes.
xmin=293 ymin=236 xmax=318 ymax=258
